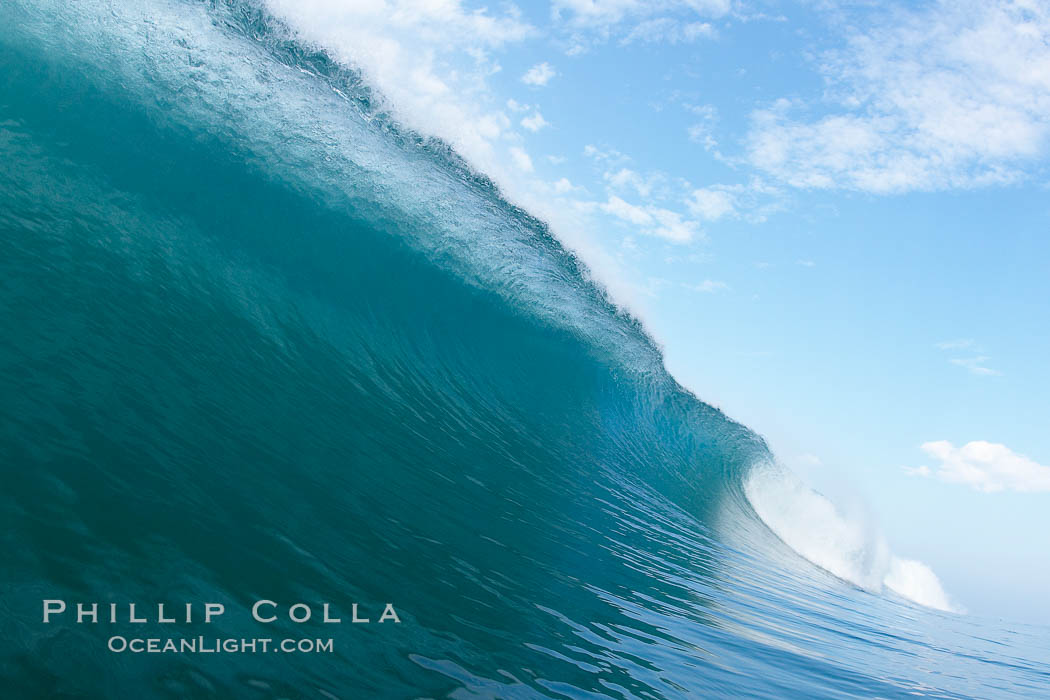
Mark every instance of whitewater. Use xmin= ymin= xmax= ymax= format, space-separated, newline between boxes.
xmin=1 ymin=0 xmax=1048 ymax=697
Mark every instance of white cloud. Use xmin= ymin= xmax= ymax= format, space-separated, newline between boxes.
xmin=687 ymin=279 xmax=730 ymax=293
xmin=689 ymin=104 xmax=717 ymax=117
xmin=552 ymin=177 xmax=577 ymax=193
xmin=747 ymin=0 xmax=1050 ymax=193
xmin=902 ymin=465 xmax=931 ymax=478
xmin=645 ymin=208 xmax=701 ymax=243
xmin=604 ymin=167 xmax=664 ymax=198
xmin=521 ymin=111 xmax=550 ymax=131
xmin=552 ymin=0 xmax=731 ymax=33
xmin=684 ymin=102 xmax=718 ymax=147
xmin=934 ymin=338 xmax=999 ymax=375
xmin=522 ymin=62 xmax=556 ymax=86
xmin=687 ymin=122 xmax=717 ymax=150
xmin=678 ymin=21 xmax=716 ymax=42
xmin=796 ymin=259 xmax=815 ymax=267
xmin=914 ymin=440 xmax=1050 ymax=493
xmin=685 ymin=178 xmax=786 ymax=224
xmin=688 ymin=187 xmax=735 ymax=221
xmin=550 ymin=0 xmax=730 ymax=54
xmin=949 ymin=356 xmax=1001 ymax=376
xmin=600 ymin=196 xmax=700 ymax=243
xmin=583 ymin=143 xmax=628 ymax=163
xmin=936 ymin=338 xmax=975 ymax=350
xmin=509 ymin=146 xmax=534 ymax=172
xmin=602 ymin=195 xmax=653 ymax=225
xmin=621 ymin=18 xmax=716 ymax=45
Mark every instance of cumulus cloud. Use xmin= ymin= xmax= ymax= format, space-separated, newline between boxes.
xmin=520 ymin=111 xmax=550 ymax=131
xmin=602 ymin=195 xmax=652 ymax=225
xmin=686 ymin=105 xmax=719 ymax=150
xmin=604 ymin=167 xmax=665 ymax=198
xmin=583 ymin=143 xmax=629 ymax=164
xmin=910 ymin=441 xmax=1050 ymax=493
xmin=688 ymin=187 xmax=735 ymax=221
xmin=621 ymin=18 xmax=715 ymax=45
xmin=552 ymin=177 xmax=577 ymax=193
xmin=685 ymin=178 xmax=784 ymax=223
xmin=551 ymin=0 xmax=730 ymax=53
xmin=552 ymin=0 xmax=731 ymax=32
xmin=747 ymin=0 xmax=1050 ymax=193
xmin=600 ymin=196 xmax=701 ymax=243
xmin=521 ymin=62 xmax=556 ymax=86
xmin=687 ymin=123 xmax=716 ymax=149
xmin=509 ymin=146 xmax=534 ymax=172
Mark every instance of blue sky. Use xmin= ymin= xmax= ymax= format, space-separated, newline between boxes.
xmin=264 ymin=0 xmax=1050 ymax=622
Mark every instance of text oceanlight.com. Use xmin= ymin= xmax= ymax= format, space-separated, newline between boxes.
xmin=107 ymin=636 xmax=334 ymax=654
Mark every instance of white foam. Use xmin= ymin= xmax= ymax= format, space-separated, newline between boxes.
xmin=884 ymin=557 xmax=957 ymax=612
xmin=744 ymin=462 xmax=960 ymax=613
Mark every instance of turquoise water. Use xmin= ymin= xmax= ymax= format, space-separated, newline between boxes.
xmin=1 ymin=1 xmax=1047 ymax=697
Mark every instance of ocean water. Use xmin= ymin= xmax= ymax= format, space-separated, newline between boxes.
xmin=1 ymin=1 xmax=1048 ymax=697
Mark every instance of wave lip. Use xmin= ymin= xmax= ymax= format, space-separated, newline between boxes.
xmin=743 ymin=461 xmax=960 ymax=613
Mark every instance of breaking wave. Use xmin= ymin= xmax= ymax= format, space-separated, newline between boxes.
xmin=1 ymin=1 xmax=1044 ymax=697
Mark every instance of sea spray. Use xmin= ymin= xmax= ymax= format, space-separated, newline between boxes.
xmin=744 ymin=461 xmax=959 ymax=612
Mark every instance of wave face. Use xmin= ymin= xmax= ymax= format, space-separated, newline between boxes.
xmin=0 ymin=1 xmax=1047 ymax=697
